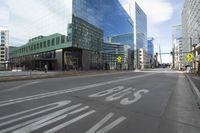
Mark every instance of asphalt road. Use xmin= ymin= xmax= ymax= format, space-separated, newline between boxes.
xmin=0 ymin=69 xmax=200 ymax=133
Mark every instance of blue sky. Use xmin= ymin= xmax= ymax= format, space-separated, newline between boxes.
xmin=0 ymin=0 xmax=185 ymax=63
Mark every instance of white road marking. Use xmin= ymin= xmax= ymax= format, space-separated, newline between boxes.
xmin=95 ymin=117 xmax=126 ymax=133
xmin=120 ymin=89 xmax=149 ymax=105
xmin=0 ymin=101 xmax=72 ymax=127
xmin=0 ymin=100 xmax=95 ymax=133
xmin=12 ymin=106 xmax=90 ymax=133
xmin=88 ymin=86 xmax=125 ymax=98
xmin=0 ymin=100 xmax=69 ymax=121
xmin=2 ymin=81 xmax=40 ymax=92
xmin=86 ymin=113 xmax=126 ymax=133
xmin=44 ymin=110 xmax=96 ymax=133
xmin=105 ymin=88 xmax=135 ymax=102
xmin=86 ymin=113 xmax=114 ymax=133
xmin=0 ymin=73 xmax=156 ymax=107
xmin=89 ymin=86 xmax=149 ymax=105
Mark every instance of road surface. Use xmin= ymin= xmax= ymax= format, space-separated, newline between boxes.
xmin=0 ymin=69 xmax=200 ymax=133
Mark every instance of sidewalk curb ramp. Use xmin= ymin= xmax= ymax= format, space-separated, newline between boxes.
xmin=184 ymin=73 xmax=200 ymax=107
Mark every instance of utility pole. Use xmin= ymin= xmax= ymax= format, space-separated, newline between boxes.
xmin=159 ymin=45 xmax=162 ymax=64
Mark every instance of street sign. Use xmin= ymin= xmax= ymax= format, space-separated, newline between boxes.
xmin=186 ymin=53 xmax=193 ymax=59
xmin=117 ymin=56 xmax=122 ymax=63
xmin=187 ymin=58 xmax=193 ymax=62
xmin=186 ymin=53 xmax=194 ymax=62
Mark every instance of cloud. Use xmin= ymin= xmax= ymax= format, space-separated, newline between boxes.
xmin=7 ymin=0 xmax=72 ymax=46
xmin=119 ymin=0 xmax=173 ymax=35
xmin=119 ymin=0 xmax=173 ymax=23
xmin=119 ymin=0 xmax=174 ymax=63
xmin=0 ymin=1 xmax=9 ymax=27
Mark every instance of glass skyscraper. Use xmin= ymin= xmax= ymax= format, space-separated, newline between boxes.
xmin=9 ymin=0 xmax=134 ymax=70
xmin=135 ymin=3 xmax=147 ymax=50
xmin=147 ymin=38 xmax=154 ymax=67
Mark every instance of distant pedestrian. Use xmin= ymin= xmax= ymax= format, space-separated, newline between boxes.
xmin=44 ymin=64 xmax=48 ymax=73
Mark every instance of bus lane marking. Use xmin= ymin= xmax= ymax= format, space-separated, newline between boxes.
xmin=88 ymin=86 xmax=149 ymax=105
xmin=0 ymin=73 xmax=155 ymax=107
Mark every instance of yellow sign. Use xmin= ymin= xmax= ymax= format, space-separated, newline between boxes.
xmin=117 ymin=56 xmax=122 ymax=63
xmin=186 ymin=53 xmax=194 ymax=59
xmin=186 ymin=53 xmax=194 ymax=62
xmin=187 ymin=58 xmax=193 ymax=62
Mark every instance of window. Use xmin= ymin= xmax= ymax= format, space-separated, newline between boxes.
xmin=40 ymin=42 xmax=42 ymax=48
xmin=37 ymin=43 xmax=39 ymax=49
xmin=47 ymin=40 xmax=50 ymax=47
xmin=61 ymin=35 xmax=65 ymax=43
xmin=44 ymin=41 xmax=46 ymax=48
xmin=56 ymin=37 xmax=60 ymax=45
xmin=52 ymin=38 xmax=55 ymax=46
xmin=34 ymin=44 xmax=36 ymax=50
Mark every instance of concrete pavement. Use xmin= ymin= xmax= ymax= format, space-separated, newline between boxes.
xmin=0 ymin=69 xmax=199 ymax=133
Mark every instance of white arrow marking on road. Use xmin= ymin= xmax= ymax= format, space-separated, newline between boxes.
xmin=0 ymin=101 xmax=95 ymax=133
xmin=12 ymin=105 xmax=90 ymax=133
xmin=0 ymin=73 xmax=156 ymax=107
xmin=86 ymin=113 xmax=126 ymax=133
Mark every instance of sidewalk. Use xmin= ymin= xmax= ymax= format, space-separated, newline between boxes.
xmin=0 ymin=70 xmax=132 ymax=82
xmin=185 ymin=73 xmax=200 ymax=106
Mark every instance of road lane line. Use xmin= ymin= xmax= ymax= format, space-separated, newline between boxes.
xmin=0 ymin=101 xmax=75 ymax=127
xmin=0 ymin=101 xmax=69 ymax=121
xmin=0 ymin=73 xmax=156 ymax=107
xmin=1 ymin=103 xmax=83 ymax=132
xmin=86 ymin=113 xmax=114 ymax=133
xmin=2 ymin=81 xmax=40 ymax=92
xmin=12 ymin=106 xmax=90 ymax=133
xmin=95 ymin=117 xmax=126 ymax=133
xmin=86 ymin=113 xmax=126 ymax=133
xmin=44 ymin=110 xmax=96 ymax=133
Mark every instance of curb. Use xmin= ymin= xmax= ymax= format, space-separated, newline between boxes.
xmin=0 ymin=70 xmax=134 ymax=82
xmin=184 ymin=73 xmax=200 ymax=106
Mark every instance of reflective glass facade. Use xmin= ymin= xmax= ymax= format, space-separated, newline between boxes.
xmin=135 ymin=3 xmax=147 ymax=50
xmin=9 ymin=0 xmax=134 ymax=70
xmin=73 ymin=0 xmax=133 ymax=45
xmin=109 ymin=33 xmax=134 ymax=49
xmin=147 ymin=38 xmax=154 ymax=64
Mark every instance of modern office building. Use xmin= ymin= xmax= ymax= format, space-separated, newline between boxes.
xmin=182 ymin=0 xmax=200 ymax=70
xmin=0 ymin=27 xmax=9 ymax=70
xmin=147 ymin=37 xmax=154 ymax=68
xmin=138 ymin=48 xmax=148 ymax=69
xmin=9 ymin=0 xmax=134 ymax=70
xmin=172 ymin=25 xmax=183 ymax=70
xmin=131 ymin=2 xmax=147 ymax=69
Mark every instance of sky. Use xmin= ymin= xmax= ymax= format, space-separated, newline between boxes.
xmin=0 ymin=0 xmax=185 ymax=63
